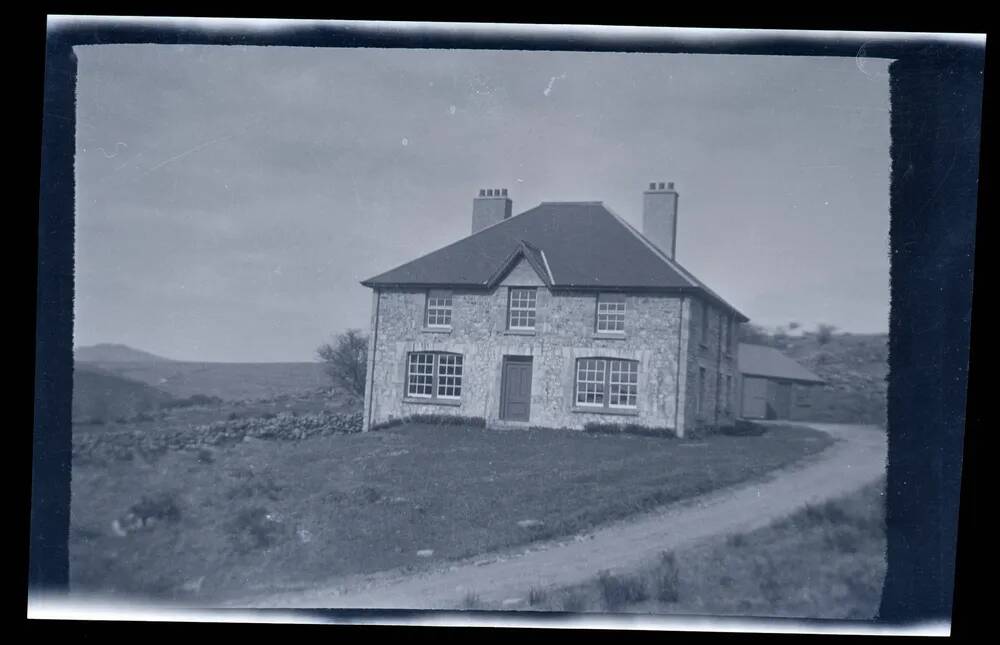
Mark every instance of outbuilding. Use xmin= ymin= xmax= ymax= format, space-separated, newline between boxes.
xmin=738 ymin=343 xmax=826 ymax=420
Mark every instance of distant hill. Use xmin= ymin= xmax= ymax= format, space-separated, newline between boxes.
xmin=84 ymin=360 xmax=330 ymax=402
xmin=75 ymin=343 xmax=174 ymax=363
xmin=72 ymin=364 xmax=176 ymax=423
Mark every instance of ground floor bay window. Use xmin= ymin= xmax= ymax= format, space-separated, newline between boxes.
xmin=406 ymin=351 xmax=464 ymax=401
xmin=574 ymin=358 xmax=639 ymax=410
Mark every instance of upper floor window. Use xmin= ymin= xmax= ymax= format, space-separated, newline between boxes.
xmin=406 ymin=351 xmax=463 ymax=400
xmin=596 ymin=293 xmax=627 ymax=333
xmin=700 ymin=302 xmax=711 ymax=347
xmin=508 ymin=288 xmax=537 ymax=330
xmin=720 ymin=314 xmax=730 ymax=353
xmin=425 ymin=289 xmax=453 ymax=328
xmin=575 ymin=358 xmax=639 ymax=409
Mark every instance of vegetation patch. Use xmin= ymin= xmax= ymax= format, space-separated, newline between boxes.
xmin=516 ymin=479 xmax=886 ymax=619
xmin=70 ymin=421 xmax=832 ymax=602
xmin=583 ymin=422 xmax=677 ymax=439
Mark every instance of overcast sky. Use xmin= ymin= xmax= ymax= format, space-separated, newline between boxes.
xmin=73 ymin=44 xmax=891 ymax=362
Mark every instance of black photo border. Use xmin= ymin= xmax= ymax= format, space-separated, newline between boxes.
xmin=29 ymin=13 xmax=986 ymax=636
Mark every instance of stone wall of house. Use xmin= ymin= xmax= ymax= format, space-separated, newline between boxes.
xmin=363 ymin=258 xmax=693 ymax=434
xmin=683 ymin=296 xmax=740 ymax=434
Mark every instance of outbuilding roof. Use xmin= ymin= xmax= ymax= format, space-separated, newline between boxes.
xmin=737 ymin=343 xmax=826 ymax=384
xmin=361 ymin=201 xmax=748 ymax=321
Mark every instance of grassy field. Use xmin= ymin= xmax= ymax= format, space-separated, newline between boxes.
xmin=69 ymin=422 xmax=833 ymax=603
xmin=515 ymin=479 xmax=886 ymax=619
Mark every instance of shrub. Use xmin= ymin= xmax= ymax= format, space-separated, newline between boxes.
xmin=228 ymin=506 xmax=283 ymax=554
xmin=583 ymin=422 xmax=675 ymax=438
xmin=129 ymin=492 xmax=182 ymax=524
xmin=816 ymin=324 xmax=838 ymax=345
xmin=317 ymin=329 xmax=368 ymax=398
xmin=652 ymin=552 xmax=680 ymax=603
xmin=596 ymin=570 xmax=648 ymax=611
xmin=409 ymin=414 xmax=487 ymax=427
xmin=720 ymin=419 xmax=767 ymax=436
xmin=226 ymin=473 xmax=283 ymax=502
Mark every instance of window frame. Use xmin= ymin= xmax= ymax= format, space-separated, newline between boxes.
xmin=424 ymin=289 xmax=454 ymax=329
xmin=595 ymin=293 xmax=627 ymax=334
xmin=700 ymin=302 xmax=711 ymax=348
xmin=574 ymin=357 xmax=639 ymax=410
xmin=405 ymin=351 xmax=464 ymax=401
xmin=697 ymin=366 xmax=707 ymax=416
xmin=507 ymin=287 xmax=538 ymax=330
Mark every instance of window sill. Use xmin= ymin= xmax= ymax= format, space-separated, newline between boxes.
xmin=503 ymin=329 xmax=536 ymax=336
xmin=571 ymin=406 xmax=640 ymax=417
xmin=421 ymin=326 xmax=452 ymax=334
xmin=592 ymin=332 xmax=627 ymax=340
xmin=402 ymin=397 xmax=461 ymax=407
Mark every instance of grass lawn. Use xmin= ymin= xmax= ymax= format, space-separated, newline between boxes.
xmin=70 ymin=422 xmax=833 ymax=603
xmin=517 ymin=478 xmax=886 ymax=619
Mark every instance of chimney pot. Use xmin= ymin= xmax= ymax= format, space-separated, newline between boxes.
xmin=649 ymin=182 xmax=656 ymax=190
xmin=472 ymin=186 xmax=513 ymax=234
xmin=643 ymin=183 xmax=679 ymax=260
xmin=668 ymin=181 xmax=675 ymax=190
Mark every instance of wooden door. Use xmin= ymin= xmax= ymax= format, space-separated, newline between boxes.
xmin=741 ymin=376 xmax=767 ymax=419
xmin=501 ymin=356 xmax=533 ymax=421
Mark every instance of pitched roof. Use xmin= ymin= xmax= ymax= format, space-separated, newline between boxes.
xmin=362 ymin=201 xmax=748 ymax=321
xmin=737 ymin=343 xmax=826 ymax=384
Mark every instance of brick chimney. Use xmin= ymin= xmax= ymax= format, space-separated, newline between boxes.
xmin=643 ymin=181 xmax=679 ymax=259
xmin=472 ymin=188 xmax=513 ymax=234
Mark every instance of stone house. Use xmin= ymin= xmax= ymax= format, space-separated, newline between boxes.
xmin=360 ymin=183 xmax=748 ymax=437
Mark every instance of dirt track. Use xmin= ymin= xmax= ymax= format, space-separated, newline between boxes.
xmin=228 ymin=423 xmax=886 ymax=609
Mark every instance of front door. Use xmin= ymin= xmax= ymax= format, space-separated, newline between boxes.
xmin=500 ymin=356 xmax=533 ymax=421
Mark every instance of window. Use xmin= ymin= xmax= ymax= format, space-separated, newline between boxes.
xmin=700 ymin=303 xmax=711 ymax=347
xmin=575 ymin=358 xmax=639 ymax=409
xmin=698 ymin=367 xmax=707 ymax=415
xmin=406 ymin=352 xmax=463 ymax=400
xmin=596 ymin=293 xmax=627 ymax=333
xmin=425 ymin=290 xmax=453 ymax=327
xmin=720 ymin=314 xmax=730 ymax=352
xmin=508 ymin=288 xmax=537 ymax=330
xmin=725 ymin=375 xmax=732 ymax=413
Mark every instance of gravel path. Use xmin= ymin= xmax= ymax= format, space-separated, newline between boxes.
xmin=227 ymin=423 xmax=886 ymax=609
